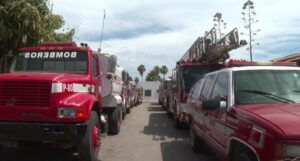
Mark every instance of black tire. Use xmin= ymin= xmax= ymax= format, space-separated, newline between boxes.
xmin=167 ymin=110 xmax=173 ymax=118
xmin=126 ymin=107 xmax=131 ymax=113
xmin=190 ymin=123 xmax=202 ymax=152
xmin=122 ymin=104 xmax=126 ymax=120
xmin=126 ymin=102 xmax=131 ymax=113
xmin=108 ymin=107 xmax=121 ymax=135
xmin=174 ymin=108 xmax=183 ymax=129
xmin=122 ymin=111 xmax=126 ymax=120
xmin=234 ymin=153 xmax=252 ymax=161
xmin=77 ymin=111 xmax=100 ymax=161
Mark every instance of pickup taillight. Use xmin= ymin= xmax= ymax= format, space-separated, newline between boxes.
xmin=180 ymin=90 xmax=187 ymax=103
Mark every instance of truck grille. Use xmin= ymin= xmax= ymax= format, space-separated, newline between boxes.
xmin=0 ymin=81 xmax=51 ymax=107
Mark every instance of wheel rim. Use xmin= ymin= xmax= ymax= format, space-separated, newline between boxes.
xmin=92 ymin=124 xmax=100 ymax=157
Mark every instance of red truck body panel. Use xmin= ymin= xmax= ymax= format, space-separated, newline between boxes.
xmin=186 ymin=66 xmax=300 ymax=161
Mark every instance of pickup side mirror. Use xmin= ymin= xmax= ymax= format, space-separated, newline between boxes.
xmin=203 ymin=99 xmax=227 ymax=111
xmin=106 ymin=73 xmax=113 ymax=80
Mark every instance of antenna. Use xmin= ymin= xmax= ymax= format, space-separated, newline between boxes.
xmin=98 ymin=9 xmax=106 ymax=53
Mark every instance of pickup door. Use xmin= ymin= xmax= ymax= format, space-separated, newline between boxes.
xmin=203 ymin=72 xmax=229 ymax=153
xmin=186 ymin=79 xmax=204 ymax=134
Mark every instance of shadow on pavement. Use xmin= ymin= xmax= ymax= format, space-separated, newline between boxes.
xmin=150 ymin=102 xmax=160 ymax=106
xmin=143 ymin=112 xmax=187 ymax=141
xmin=147 ymin=106 xmax=165 ymax=112
xmin=160 ymin=141 xmax=219 ymax=161
xmin=0 ymin=147 xmax=78 ymax=161
xmin=143 ymin=103 xmax=220 ymax=161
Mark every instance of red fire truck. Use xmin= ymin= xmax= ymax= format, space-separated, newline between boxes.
xmin=169 ymin=28 xmax=245 ymax=129
xmin=0 ymin=42 xmax=120 ymax=161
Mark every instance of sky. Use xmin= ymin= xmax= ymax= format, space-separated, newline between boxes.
xmin=51 ymin=0 xmax=300 ymax=79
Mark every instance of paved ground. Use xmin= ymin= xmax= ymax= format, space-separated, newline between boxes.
xmin=0 ymin=103 xmax=219 ymax=161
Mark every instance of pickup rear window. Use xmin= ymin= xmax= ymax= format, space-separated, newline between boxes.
xmin=234 ymin=70 xmax=300 ymax=104
xmin=11 ymin=51 xmax=88 ymax=74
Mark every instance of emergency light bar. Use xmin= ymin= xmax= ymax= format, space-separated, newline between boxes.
xmin=227 ymin=59 xmax=297 ymax=67
xmin=39 ymin=42 xmax=77 ymax=47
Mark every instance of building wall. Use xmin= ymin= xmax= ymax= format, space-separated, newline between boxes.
xmin=141 ymin=81 xmax=160 ymax=103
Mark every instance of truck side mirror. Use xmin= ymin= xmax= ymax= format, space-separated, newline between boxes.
xmin=106 ymin=73 xmax=113 ymax=79
xmin=202 ymin=99 xmax=227 ymax=111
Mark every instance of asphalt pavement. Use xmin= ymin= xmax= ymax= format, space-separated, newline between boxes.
xmin=0 ymin=103 xmax=219 ymax=161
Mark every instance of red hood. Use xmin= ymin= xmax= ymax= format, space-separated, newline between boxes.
xmin=0 ymin=73 xmax=90 ymax=83
xmin=238 ymin=103 xmax=300 ymax=139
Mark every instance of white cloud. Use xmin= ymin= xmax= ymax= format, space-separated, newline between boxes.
xmin=51 ymin=0 xmax=300 ymax=78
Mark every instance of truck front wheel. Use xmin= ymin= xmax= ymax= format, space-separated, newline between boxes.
xmin=77 ymin=111 xmax=100 ymax=161
xmin=174 ymin=107 xmax=183 ymax=129
xmin=108 ymin=107 xmax=121 ymax=135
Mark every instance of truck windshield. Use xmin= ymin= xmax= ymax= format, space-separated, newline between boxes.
xmin=182 ymin=66 xmax=221 ymax=92
xmin=11 ymin=51 xmax=88 ymax=74
xmin=234 ymin=70 xmax=300 ymax=104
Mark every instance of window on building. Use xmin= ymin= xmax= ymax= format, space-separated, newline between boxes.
xmin=145 ymin=90 xmax=152 ymax=96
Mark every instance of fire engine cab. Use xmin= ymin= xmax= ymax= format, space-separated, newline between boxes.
xmin=0 ymin=42 xmax=103 ymax=161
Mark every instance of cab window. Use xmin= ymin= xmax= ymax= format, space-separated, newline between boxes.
xmin=210 ymin=72 xmax=228 ymax=101
xmin=199 ymin=74 xmax=216 ymax=100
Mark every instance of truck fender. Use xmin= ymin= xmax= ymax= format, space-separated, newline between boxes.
xmin=59 ymin=93 xmax=100 ymax=120
xmin=102 ymin=95 xmax=122 ymax=108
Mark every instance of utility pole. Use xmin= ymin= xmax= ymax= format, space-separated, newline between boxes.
xmin=213 ymin=12 xmax=226 ymax=40
xmin=98 ymin=9 xmax=106 ymax=53
xmin=241 ymin=0 xmax=260 ymax=62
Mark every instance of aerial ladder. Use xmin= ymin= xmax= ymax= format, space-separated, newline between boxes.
xmin=181 ymin=27 xmax=247 ymax=64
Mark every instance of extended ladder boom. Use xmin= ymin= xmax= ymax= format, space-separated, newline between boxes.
xmin=181 ymin=28 xmax=243 ymax=64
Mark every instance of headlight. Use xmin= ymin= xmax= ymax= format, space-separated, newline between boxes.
xmin=286 ymin=145 xmax=300 ymax=157
xmin=58 ymin=108 xmax=76 ymax=118
xmin=274 ymin=144 xmax=300 ymax=159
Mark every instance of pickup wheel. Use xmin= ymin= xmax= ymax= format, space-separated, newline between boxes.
xmin=234 ymin=153 xmax=252 ymax=161
xmin=190 ymin=123 xmax=202 ymax=152
xmin=108 ymin=107 xmax=121 ymax=135
xmin=77 ymin=111 xmax=100 ymax=161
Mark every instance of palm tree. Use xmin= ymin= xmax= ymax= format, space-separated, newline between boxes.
xmin=160 ymin=65 xmax=168 ymax=79
xmin=154 ymin=66 xmax=160 ymax=74
xmin=137 ymin=64 xmax=146 ymax=82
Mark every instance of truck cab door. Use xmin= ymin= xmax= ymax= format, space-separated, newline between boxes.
xmin=92 ymin=55 xmax=101 ymax=102
xmin=203 ymin=72 xmax=229 ymax=153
